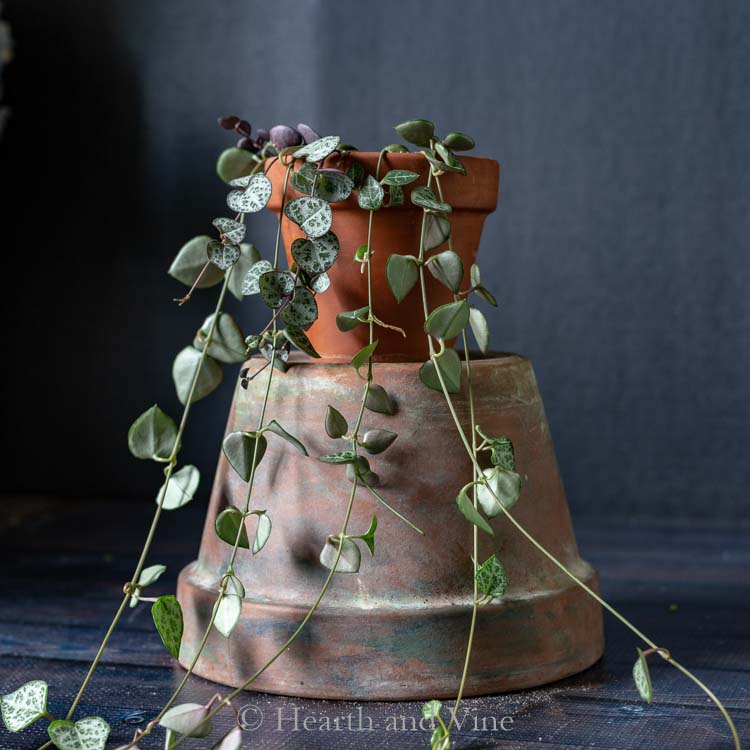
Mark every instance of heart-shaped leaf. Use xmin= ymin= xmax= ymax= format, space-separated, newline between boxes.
xmin=394 ymin=119 xmax=435 ymax=147
xmin=476 ymin=468 xmax=522 ymax=517
xmin=489 ymin=435 xmax=515 ymax=471
xmin=422 ymin=700 xmax=442 ymax=720
xmin=194 ymin=312 xmax=246 ymax=364
xmin=386 ymin=254 xmax=419 ymax=303
xmin=469 ymin=307 xmax=489 ymax=354
xmin=169 ymin=237 xmax=224 ymax=289
xmin=263 ymin=419 xmax=307 ymax=455
xmin=428 ymin=250 xmax=464 ymax=292
xmin=411 ymin=186 xmax=452 ymax=213
xmin=215 ymin=507 xmax=249 ymax=548
xmin=226 ymin=173 xmax=272 ymax=213
xmin=381 ymin=169 xmax=419 ymax=186
xmin=159 ymin=703 xmax=211 ymax=738
xmin=419 ymin=349 xmax=462 ymax=393
xmin=212 ymin=726 xmax=243 ymax=750
xmin=633 ymin=649 xmax=653 ymax=704
xmin=228 ymin=245 xmax=261 ymax=302
xmin=425 ymin=300 xmax=470 ymax=340
xmin=319 ymin=537 xmax=361 ymax=573
xmin=424 ymin=214 xmax=451 ymax=250
xmin=365 ymin=384 xmax=395 ymax=415
xmin=346 ymin=456 xmax=378 ymax=486
xmin=138 ymin=564 xmax=166 ymax=587
xmin=325 ymin=405 xmax=348 ymax=439
xmin=216 ymin=147 xmax=256 ymax=184
xmin=291 ymin=232 xmax=339 ymax=275
xmin=252 ymin=512 xmax=272 ymax=554
xmin=151 ymin=595 xmax=183 ymax=659
xmin=476 ymin=555 xmax=507 ymax=599
xmin=259 ymin=270 xmax=295 ymax=309
xmin=318 ymin=451 xmax=357 ymax=465
xmin=336 ymin=306 xmax=370 ymax=332
xmin=293 ymin=135 xmax=340 ymax=163
xmin=157 ymin=465 xmax=200 ymax=510
xmin=1 ymin=680 xmax=48 ymax=732
xmin=456 ymin=487 xmax=494 ymax=536
xmin=443 ymin=132 xmax=475 ymax=151
xmin=212 ymin=217 xmax=246 ymax=245
xmin=284 ymin=196 xmax=332 ymax=238
xmin=284 ymin=326 xmax=320 ymax=358
xmin=223 ymin=431 xmax=267 ymax=481
xmin=357 ymin=175 xmax=384 ymax=210
xmin=241 ymin=259 xmax=273 ymax=296
xmin=316 ymin=170 xmax=354 ymax=202
xmin=172 ymin=346 xmax=222 ymax=405
xmin=128 ymin=405 xmax=177 ymax=461
xmin=207 ymin=240 xmax=240 ymax=271
xmin=434 ymin=143 xmax=466 ymax=175
xmin=361 ymin=429 xmax=397 ymax=455
xmin=48 ymin=717 xmax=110 ymax=750
xmin=214 ymin=593 xmax=242 ymax=638
xmin=130 ymin=564 xmax=167 ymax=606
xmin=310 ymin=272 xmax=330 ymax=293
xmin=352 ymin=340 xmax=378 ymax=378
xmin=281 ymin=287 xmax=318 ymax=327
xmin=291 ymin=162 xmax=316 ymax=194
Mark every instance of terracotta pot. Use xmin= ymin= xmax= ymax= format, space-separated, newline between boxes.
xmin=266 ymin=153 xmax=499 ymax=362
xmin=178 ymin=354 xmax=604 ymax=699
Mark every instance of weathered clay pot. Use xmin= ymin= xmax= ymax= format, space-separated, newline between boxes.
xmin=266 ymin=153 xmax=499 ymax=362
xmin=178 ymin=354 xmax=604 ymax=699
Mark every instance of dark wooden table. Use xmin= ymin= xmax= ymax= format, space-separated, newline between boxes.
xmin=0 ymin=497 xmax=747 ymax=749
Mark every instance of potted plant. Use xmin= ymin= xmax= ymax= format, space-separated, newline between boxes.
xmin=0 ymin=119 xmax=740 ymax=750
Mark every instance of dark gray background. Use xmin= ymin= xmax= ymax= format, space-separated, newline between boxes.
xmin=2 ymin=0 xmax=748 ymax=520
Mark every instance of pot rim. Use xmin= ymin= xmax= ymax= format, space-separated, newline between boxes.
xmin=267 ymin=151 xmax=500 ymax=212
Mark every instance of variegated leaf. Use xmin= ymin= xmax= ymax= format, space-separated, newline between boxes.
xmin=290 ymin=231 xmax=339 ymax=275
xmin=212 ymin=217 xmax=246 ymax=245
xmin=293 ymin=135 xmax=340 ymax=162
xmin=226 ymin=173 xmax=272 ymax=213
xmin=1 ymin=680 xmax=47 ymax=733
xmin=207 ymin=240 xmax=240 ymax=270
xmin=284 ymin=196 xmax=332 ymax=238
xmin=281 ymin=287 xmax=318 ymax=327
xmin=48 ymin=717 xmax=110 ymax=750
xmin=241 ymin=260 xmax=273 ymax=296
xmin=259 ymin=270 xmax=295 ymax=308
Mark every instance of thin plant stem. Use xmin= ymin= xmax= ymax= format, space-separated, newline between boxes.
xmin=59 ymin=271 xmax=233 ymax=731
xmin=418 ymin=164 xmax=740 ymax=750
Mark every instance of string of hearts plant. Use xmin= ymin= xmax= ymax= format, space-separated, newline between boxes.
xmin=382 ymin=118 xmax=741 ymax=750
xmin=0 ymin=123 xmax=423 ymax=750
xmin=0 ymin=118 xmax=741 ymax=750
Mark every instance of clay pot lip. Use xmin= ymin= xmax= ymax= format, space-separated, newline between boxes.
xmin=267 ymin=151 xmax=500 ymax=213
xmin=245 ymin=351 xmax=528 ymax=367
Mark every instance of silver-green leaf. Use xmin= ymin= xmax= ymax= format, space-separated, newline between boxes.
xmin=214 ymin=507 xmax=249 ymax=549
xmin=264 ymin=419 xmax=308 ymax=455
xmin=128 ymin=405 xmax=177 ymax=461
xmin=381 ymin=169 xmax=419 ymax=186
xmin=411 ymin=186 xmax=452 ymax=213
xmin=293 ymin=135 xmax=340 ymax=163
xmin=476 ymin=468 xmax=522 ymax=518
xmin=226 ymin=173 xmax=272 ymax=213
xmin=222 ymin=431 xmax=267 ymax=481
xmin=290 ymin=232 xmax=339 ymax=275
xmin=428 ymin=250 xmax=464 ymax=292
xmin=419 ymin=349 xmax=462 ymax=393
xmin=386 ymin=254 xmax=419 ymax=303
xmin=633 ymin=648 xmax=653 ymax=703
xmin=207 ymin=240 xmax=240 ymax=270
xmin=168 ymin=236 xmax=224 ymax=289
xmin=358 ymin=175 xmax=384 ymax=210
xmin=259 ymin=270 xmax=295 ymax=308
xmin=241 ymin=259 xmax=273 ymax=296
xmin=1 ymin=680 xmax=48 ymax=733
xmin=151 ymin=595 xmax=183 ymax=660
xmin=319 ymin=537 xmax=361 ymax=574
xmin=284 ymin=196 xmax=332 ymax=238
xmin=469 ymin=307 xmax=489 ymax=354
xmin=456 ymin=488 xmax=494 ymax=536
xmin=476 ymin=555 xmax=508 ymax=599
xmin=281 ymin=287 xmax=318 ymax=327
xmin=252 ymin=512 xmax=272 ymax=554
xmin=158 ymin=465 xmax=200 ymax=510
xmin=212 ymin=217 xmax=246 ymax=245
xmin=424 ymin=300 xmax=470 ymax=340
xmin=159 ymin=703 xmax=211 ymax=738
xmin=48 ymin=717 xmax=110 ymax=750
xmin=194 ymin=312 xmax=246 ymax=364
xmin=172 ymin=346 xmax=223 ymax=405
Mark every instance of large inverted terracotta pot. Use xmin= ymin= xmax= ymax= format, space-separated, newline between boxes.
xmin=178 ymin=354 xmax=604 ymax=699
xmin=266 ymin=153 xmax=500 ymax=362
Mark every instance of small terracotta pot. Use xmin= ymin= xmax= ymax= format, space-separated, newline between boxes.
xmin=266 ymin=153 xmax=500 ymax=362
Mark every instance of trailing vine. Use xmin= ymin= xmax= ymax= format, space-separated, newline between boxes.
xmin=383 ymin=117 xmax=741 ymax=750
xmin=0 ymin=117 xmax=740 ymax=750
